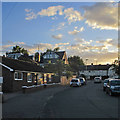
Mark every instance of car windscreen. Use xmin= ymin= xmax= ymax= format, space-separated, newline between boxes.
xmin=71 ymin=79 xmax=78 ymax=82
xmin=110 ymin=80 xmax=120 ymax=85
xmin=95 ymin=78 xmax=100 ymax=80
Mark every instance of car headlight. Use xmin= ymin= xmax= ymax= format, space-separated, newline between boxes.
xmin=110 ymin=86 xmax=115 ymax=89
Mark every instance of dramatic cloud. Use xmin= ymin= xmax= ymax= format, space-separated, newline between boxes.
xmin=68 ymin=27 xmax=84 ymax=35
xmin=25 ymin=6 xmax=64 ymax=20
xmin=1 ymin=41 xmax=70 ymax=55
xmin=52 ymin=34 xmax=63 ymax=40
xmin=64 ymin=8 xmax=83 ymax=24
xmin=83 ymin=3 xmax=118 ymax=30
xmin=25 ymin=6 xmax=83 ymax=23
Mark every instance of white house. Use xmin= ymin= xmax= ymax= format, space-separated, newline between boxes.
xmin=108 ymin=65 xmax=119 ymax=78
xmin=79 ymin=64 xmax=111 ymax=80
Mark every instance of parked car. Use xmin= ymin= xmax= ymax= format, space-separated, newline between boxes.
xmin=79 ymin=77 xmax=86 ymax=85
xmin=70 ymin=78 xmax=81 ymax=87
xmin=94 ymin=77 xmax=102 ymax=83
xmin=103 ymin=79 xmax=110 ymax=91
xmin=105 ymin=79 xmax=120 ymax=96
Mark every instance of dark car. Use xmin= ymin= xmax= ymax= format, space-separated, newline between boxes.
xmin=103 ymin=79 xmax=110 ymax=91
xmin=105 ymin=79 xmax=120 ymax=96
xmin=79 ymin=77 xmax=86 ymax=85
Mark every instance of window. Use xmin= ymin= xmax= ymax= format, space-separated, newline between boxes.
xmin=27 ymin=73 xmax=32 ymax=82
xmin=14 ymin=72 xmax=23 ymax=80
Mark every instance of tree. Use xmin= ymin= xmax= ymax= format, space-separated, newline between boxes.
xmin=11 ymin=45 xmax=29 ymax=55
xmin=53 ymin=47 xmax=60 ymax=52
xmin=46 ymin=49 xmax=52 ymax=52
xmin=12 ymin=45 xmax=21 ymax=53
xmin=68 ymin=56 xmax=84 ymax=75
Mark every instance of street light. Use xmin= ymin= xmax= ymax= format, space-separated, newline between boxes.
xmin=85 ymin=58 xmax=88 ymax=70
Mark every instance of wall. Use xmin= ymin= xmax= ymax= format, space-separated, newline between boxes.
xmin=61 ymin=76 xmax=72 ymax=85
xmin=12 ymin=72 xmax=35 ymax=92
xmin=2 ymin=67 xmax=13 ymax=92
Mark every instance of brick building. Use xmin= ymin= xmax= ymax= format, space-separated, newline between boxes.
xmin=0 ymin=56 xmax=43 ymax=92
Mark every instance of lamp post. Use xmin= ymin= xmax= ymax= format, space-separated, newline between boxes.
xmin=86 ymin=58 xmax=88 ymax=70
xmin=85 ymin=58 xmax=88 ymax=80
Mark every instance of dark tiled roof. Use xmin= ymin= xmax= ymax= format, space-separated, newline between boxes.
xmin=55 ymin=51 xmax=65 ymax=59
xmin=41 ymin=51 xmax=65 ymax=60
xmin=79 ymin=65 xmax=112 ymax=71
xmin=1 ymin=56 xmax=43 ymax=72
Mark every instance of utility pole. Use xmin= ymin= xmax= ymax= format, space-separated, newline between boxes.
xmin=38 ymin=45 xmax=40 ymax=62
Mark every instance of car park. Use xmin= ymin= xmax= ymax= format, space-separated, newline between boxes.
xmin=105 ymin=79 xmax=120 ymax=96
xmin=79 ymin=77 xmax=86 ymax=85
xmin=94 ymin=77 xmax=102 ymax=83
xmin=70 ymin=78 xmax=81 ymax=87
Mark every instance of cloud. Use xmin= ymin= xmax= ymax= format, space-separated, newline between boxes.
xmin=96 ymin=38 xmax=118 ymax=50
xmin=74 ymin=38 xmax=92 ymax=45
xmin=37 ymin=5 xmax=64 ymax=17
xmin=24 ymin=9 xmax=32 ymax=12
xmin=83 ymin=3 xmax=118 ymax=30
xmin=25 ymin=11 xmax=37 ymax=20
xmin=1 ymin=41 xmax=70 ymax=55
xmin=68 ymin=27 xmax=84 ymax=35
xmin=52 ymin=34 xmax=63 ymax=40
xmin=25 ymin=6 xmax=83 ymax=24
xmin=64 ymin=8 xmax=83 ymax=24
xmin=25 ymin=6 xmax=64 ymax=20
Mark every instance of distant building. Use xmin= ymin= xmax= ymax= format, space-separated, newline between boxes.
xmin=6 ymin=52 xmax=34 ymax=61
xmin=6 ymin=52 xmax=23 ymax=59
xmin=79 ymin=64 xmax=112 ymax=80
xmin=40 ymin=51 xmax=69 ymax=65
xmin=108 ymin=65 xmax=119 ymax=78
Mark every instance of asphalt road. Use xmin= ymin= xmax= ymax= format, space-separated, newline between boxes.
xmin=41 ymin=81 xmax=119 ymax=118
xmin=2 ymin=81 xmax=120 ymax=119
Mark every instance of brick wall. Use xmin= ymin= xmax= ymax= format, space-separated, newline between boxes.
xmin=2 ymin=67 xmax=13 ymax=92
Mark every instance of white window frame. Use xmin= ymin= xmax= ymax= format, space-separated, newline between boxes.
xmin=27 ymin=73 xmax=32 ymax=83
xmin=14 ymin=72 xmax=23 ymax=80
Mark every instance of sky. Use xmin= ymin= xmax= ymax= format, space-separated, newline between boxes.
xmin=1 ymin=1 xmax=118 ymax=65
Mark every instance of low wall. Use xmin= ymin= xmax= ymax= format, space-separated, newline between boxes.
xmin=22 ymin=83 xmax=61 ymax=93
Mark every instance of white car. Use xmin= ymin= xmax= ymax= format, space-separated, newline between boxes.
xmin=70 ymin=78 xmax=81 ymax=87
xmin=94 ymin=77 xmax=102 ymax=83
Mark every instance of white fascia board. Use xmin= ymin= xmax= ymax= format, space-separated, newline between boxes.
xmin=0 ymin=63 xmax=14 ymax=71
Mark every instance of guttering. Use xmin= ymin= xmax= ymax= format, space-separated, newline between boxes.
xmin=0 ymin=63 xmax=14 ymax=71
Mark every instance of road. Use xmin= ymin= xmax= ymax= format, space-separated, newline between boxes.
xmin=2 ymin=81 xmax=120 ymax=119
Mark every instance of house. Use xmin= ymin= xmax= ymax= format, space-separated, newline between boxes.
xmin=40 ymin=51 xmax=69 ymax=65
xmin=108 ymin=65 xmax=119 ymax=78
xmin=79 ymin=64 xmax=112 ymax=80
xmin=6 ymin=52 xmax=34 ymax=61
xmin=0 ymin=56 xmax=44 ymax=93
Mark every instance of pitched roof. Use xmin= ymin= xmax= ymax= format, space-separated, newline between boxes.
xmin=1 ymin=56 xmax=43 ymax=72
xmin=41 ymin=51 xmax=65 ymax=59
xmin=79 ymin=65 xmax=112 ymax=71
xmin=55 ymin=51 xmax=65 ymax=59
